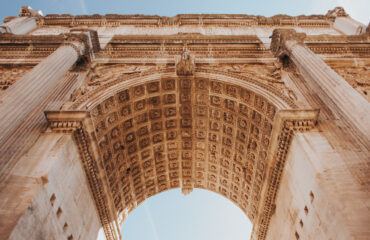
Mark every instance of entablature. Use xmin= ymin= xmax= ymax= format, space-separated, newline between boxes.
xmin=1 ymin=32 xmax=370 ymax=64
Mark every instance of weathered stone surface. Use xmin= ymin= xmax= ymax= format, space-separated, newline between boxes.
xmin=0 ymin=6 xmax=369 ymax=240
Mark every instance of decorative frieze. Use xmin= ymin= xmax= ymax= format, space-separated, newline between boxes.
xmin=37 ymin=11 xmax=339 ymax=28
xmin=0 ymin=31 xmax=99 ymax=62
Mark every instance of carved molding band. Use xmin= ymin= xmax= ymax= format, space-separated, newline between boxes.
xmin=253 ymin=109 xmax=319 ymax=240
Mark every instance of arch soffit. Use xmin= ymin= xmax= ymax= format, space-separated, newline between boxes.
xmin=45 ymin=108 xmax=318 ymax=240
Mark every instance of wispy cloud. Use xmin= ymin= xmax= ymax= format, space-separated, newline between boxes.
xmin=80 ymin=0 xmax=88 ymax=14
xmin=144 ymin=202 xmax=160 ymax=240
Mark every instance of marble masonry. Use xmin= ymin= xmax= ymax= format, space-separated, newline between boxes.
xmin=0 ymin=6 xmax=369 ymax=240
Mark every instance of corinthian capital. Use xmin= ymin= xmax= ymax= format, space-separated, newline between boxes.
xmin=62 ymin=33 xmax=88 ymax=57
xmin=270 ymin=29 xmax=306 ymax=57
xmin=62 ymin=29 xmax=100 ymax=60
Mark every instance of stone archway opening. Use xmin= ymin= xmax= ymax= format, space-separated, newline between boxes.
xmin=85 ymin=71 xmax=280 ymax=225
xmin=46 ymin=69 xmax=317 ymax=240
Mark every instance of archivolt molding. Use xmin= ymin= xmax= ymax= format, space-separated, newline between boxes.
xmin=69 ymin=66 xmax=296 ymax=110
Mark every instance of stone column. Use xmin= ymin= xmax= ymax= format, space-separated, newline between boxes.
xmin=333 ymin=17 xmax=367 ymax=35
xmin=326 ymin=7 xmax=367 ymax=35
xmin=0 ymin=41 xmax=85 ymax=147
xmin=0 ymin=6 xmax=42 ymax=34
xmin=271 ymin=29 xmax=370 ymax=141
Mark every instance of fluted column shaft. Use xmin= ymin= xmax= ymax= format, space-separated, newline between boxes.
xmin=0 ymin=43 xmax=83 ymax=146
xmin=279 ymin=36 xmax=370 ymax=140
xmin=333 ymin=17 xmax=367 ymax=35
xmin=0 ymin=17 xmax=37 ymax=34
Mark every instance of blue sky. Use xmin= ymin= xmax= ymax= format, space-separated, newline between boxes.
xmin=1 ymin=0 xmax=369 ymax=23
xmin=120 ymin=189 xmax=252 ymax=240
xmin=2 ymin=1 xmax=368 ymax=239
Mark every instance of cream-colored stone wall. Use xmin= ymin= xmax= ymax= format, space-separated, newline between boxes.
xmin=266 ymin=132 xmax=354 ymax=240
xmin=2 ymin=134 xmax=101 ymax=240
xmin=267 ymin=65 xmax=370 ymax=239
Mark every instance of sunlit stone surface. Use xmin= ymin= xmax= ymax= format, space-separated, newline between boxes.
xmin=0 ymin=6 xmax=369 ymax=240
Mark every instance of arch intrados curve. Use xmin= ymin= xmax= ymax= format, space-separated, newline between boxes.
xmin=118 ymin=186 xmax=253 ymax=227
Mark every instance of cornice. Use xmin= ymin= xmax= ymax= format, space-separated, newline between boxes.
xmin=1 ymin=28 xmax=369 ymax=64
xmin=270 ymin=29 xmax=370 ymax=58
xmin=0 ymin=31 xmax=100 ymax=61
xmin=4 ymin=6 xmax=346 ymax=28
xmin=34 ymin=12 xmax=337 ymax=28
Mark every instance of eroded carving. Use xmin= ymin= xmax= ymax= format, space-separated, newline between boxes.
xmin=0 ymin=65 xmax=33 ymax=91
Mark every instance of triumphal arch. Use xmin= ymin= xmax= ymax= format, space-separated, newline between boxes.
xmin=0 ymin=6 xmax=369 ymax=240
